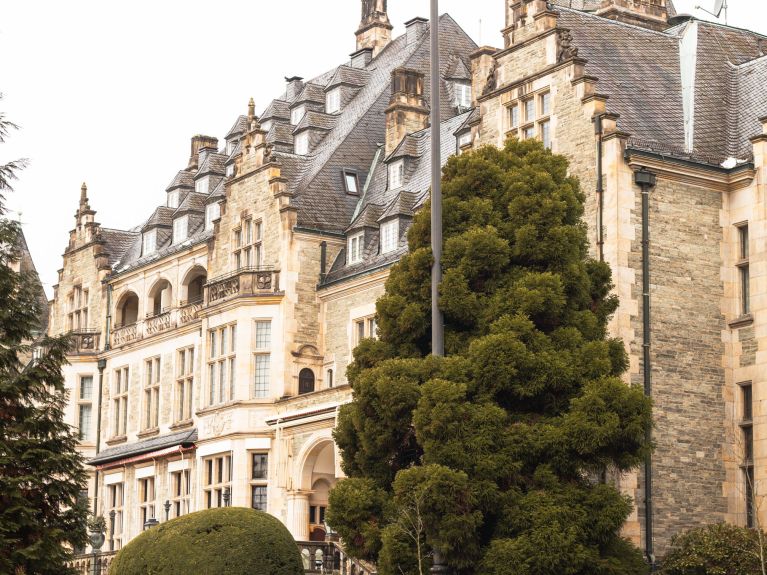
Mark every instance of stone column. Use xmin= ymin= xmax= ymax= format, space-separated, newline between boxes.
xmin=287 ymin=492 xmax=310 ymax=541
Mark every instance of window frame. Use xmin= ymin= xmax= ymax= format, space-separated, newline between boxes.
xmin=454 ymin=81 xmax=472 ymax=109
xmin=170 ymin=468 xmax=191 ymax=519
xmin=203 ymin=453 xmax=232 ymax=509
xmin=173 ymin=215 xmax=189 ymax=245
xmin=77 ymin=374 xmax=94 ymax=442
xmin=253 ymin=320 xmax=272 ymax=399
xmin=142 ymin=229 xmax=157 ymax=257
xmin=291 ymin=105 xmax=306 ymax=126
xmin=739 ymin=381 xmax=755 ymax=527
xmin=295 ymin=132 xmax=309 ymax=156
xmin=107 ymin=482 xmax=124 ymax=550
xmin=143 ymin=356 xmax=161 ymax=431
xmin=388 ymin=160 xmax=405 ymax=190
xmin=249 ymin=452 xmax=269 ymax=511
xmin=353 ymin=315 xmax=378 ymax=347
xmin=233 ymin=218 xmax=263 ymax=271
xmin=205 ymin=202 xmax=220 ymax=231
xmin=380 ymin=219 xmax=399 ymax=254
xmin=195 ymin=177 xmax=210 ymax=196
xmin=167 ymin=190 xmax=180 ymax=209
xmin=343 ymin=170 xmax=360 ymax=195
xmin=348 ymin=232 xmax=364 ymax=264
xmin=737 ymin=223 xmax=750 ymax=316
xmin=207 ymin=324 xmax=237 ymax=406
xmin=112 ymin=366 xmax=129 ymax=438
xmin=175 ymin=347 xmax=195 ymax=423
xmin=138 ymin=475 xmax=156 ymax=529
xmin=326 ymin=88 xmax=341 ymax=114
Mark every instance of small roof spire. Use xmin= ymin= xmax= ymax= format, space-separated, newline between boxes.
xmin=80 ymin=182 xmax=88 ymax=200
xmin=248 ymin=98 xmax=256 ymax=119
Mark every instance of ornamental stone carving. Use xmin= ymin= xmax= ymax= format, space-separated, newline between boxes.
xmin=558 ymin=29 xmax=579 ymax=62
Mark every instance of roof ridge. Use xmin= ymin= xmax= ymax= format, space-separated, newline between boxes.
xmin=556 ymin=5 xmax=677 ymax=37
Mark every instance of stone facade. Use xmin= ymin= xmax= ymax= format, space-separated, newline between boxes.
xmin=48 ymin=0 xmax=767 ymax=567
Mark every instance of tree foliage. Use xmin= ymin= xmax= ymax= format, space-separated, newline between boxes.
xmin=660 ymin=523 xmax=765 ymax=575
xmin=108 ymin=508 xmax=304 ymax=575
xmin=0 ymin=96 xmax=88 ymax=574
xmin=329 ymin=139 xmax=652 ymax=574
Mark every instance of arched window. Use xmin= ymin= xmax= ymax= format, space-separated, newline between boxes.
xmin=117 ymin=292 xmax=139 ymax=327
xmin=148 ymin=279 xmax=173 ymax=317
xmin=327 ymin=369 xmax=334 ymax=388
xmin=298 ymin=369 xmax=315 ymax=395
xmin=182 ymin=266 xmax=207 ymax=305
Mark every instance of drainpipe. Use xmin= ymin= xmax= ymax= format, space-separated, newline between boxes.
xmin=594 ymin=114 xmax=605 ymax=262
xmin=320 ymin=241 xmax=327 ymax=284
xmin=104 ymin=284 xmax=113 ymax=352
xmin=635 ymin=167 xmax=657 ymax=571
xmin=92 ymin=358 xmax=107 ymax=517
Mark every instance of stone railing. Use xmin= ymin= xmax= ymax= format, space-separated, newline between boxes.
xmin=179 ymin=300 xmax=203 ymax=325
xmin=66 ymin=550 xmax=116 ymax=575
xmin=298 ymin=541 xmax=377 ymax=575
xmin=145 ymin=311 xmax=173 ymax=336
xmin=111 ymin=323 xmax=139 ymax=347
xmin=205 ymin=267 xmax=281 ymax=306
xmin=69 ymin=330 xmax=101 ymax=355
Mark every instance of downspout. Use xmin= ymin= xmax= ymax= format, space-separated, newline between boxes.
xmin=635 ymin=167 xmax=657 ymax=571
xmin=595 ymin=114 xmax=605 ymax=262
xmin=104 ymin=284 xmax=113 ymax=352
xmin=92 ymin=358 xmax=107 ymax=517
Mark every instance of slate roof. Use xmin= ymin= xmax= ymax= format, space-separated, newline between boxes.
xmin=225 ymin=115 xmax=248 ymax=139
xmin=323 ymin=111 xmax=472 ymax=284
xmin=176 ymin=191 xmax=207 ymax=215
xmin=550 ymin=0 xmax=676 ymax=16
xmin=289 ymin=14 xmax=478 ymax=233
xmin=197 ymin=152 xmax=227 ymax=177
xmin=557 ymin=8 xmax=767 ymax=163
xmin=261 ymin=100 xmax=291 ymax=123
xmin=101 ymin=228 xmax=140 ymax=267
xmin=88 ymin=429 xmax=198 ymax=467
xmin=326 ymin=65 xmax=371 ymax=89
xmin=294 ymin=110 xmax=338 ymax=134
xmin=142 ymin=206 xmax=175 ymax=231
xmin=166 ymin=170 xmax=195 ymax=191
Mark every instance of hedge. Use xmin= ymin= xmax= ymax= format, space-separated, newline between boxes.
xmin=109 ymin=507 xmax=304 ymax=575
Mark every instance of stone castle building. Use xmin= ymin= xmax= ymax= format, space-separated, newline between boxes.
xmin=48 ymin=0 xmax=767 ymax=567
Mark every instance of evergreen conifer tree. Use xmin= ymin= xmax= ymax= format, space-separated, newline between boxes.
xmin=0 ymin=97 xmax=88 ymax=574
xmin=329 ymin=139 xmax=653 ymax=575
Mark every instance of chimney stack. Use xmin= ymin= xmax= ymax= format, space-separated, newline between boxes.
xmin=285 ymin=76 xmax=305 ymax=101
xmin=188 ymin=135 xmax=219 ymax=170
xmin=356 ymin=0 xmax=393 ymax=57
xmin=385 ymin=68 xmax=429 ymax=156
xmin=594 ymin=0 xmax=671 ymax=31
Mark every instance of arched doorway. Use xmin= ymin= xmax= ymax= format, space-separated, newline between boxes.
xmin=116 ymin=292 xmax=139 ymax=327
xmin=148 ymin=279 xmax=173 ymax=317
xmin=294 ymin=438 xmax=338 ymax=542
xmin=182 ymin=266 xmax=207 ymax=304
xmin=298 ymin=368 xmax=315 ymax=395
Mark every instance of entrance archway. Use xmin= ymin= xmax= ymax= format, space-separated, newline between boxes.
xmin=295 ymin=438 xmax=338 ymax=542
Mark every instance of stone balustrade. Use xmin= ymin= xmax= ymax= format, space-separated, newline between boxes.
xmin=69 ymin=330 xmax=101 ymax=355
xmin=66 ymin=551 xmax=116 ymax=575
xmin=108 ymin=269 xmax=281 ymax=348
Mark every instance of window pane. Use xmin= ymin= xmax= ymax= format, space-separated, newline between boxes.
xmin=524 ymin=99 xmax=535 ymax=122
xmin=743 ymin=385 xmax=753 ymax=420
xmin=80 ymin=376 xmax=94 ymax=400
xmin=251 ymin=486 xmax=267 ymax=511
xmin=254 ymin=355 xmax=270 ymax=398
xmin=255 ymin=321 xmax=272 ymax=349
xmin=540 ymin=92 xmax=551 ymax=115
xmin=541 ymin=121 xmax=551 ymax=149
xmin=252 ymin=454 xmax=268 ymax=479
xmin=79 ymin=404 xmax=92 ymax=441
xmin=740 ymin=226 xmax=749 ymax=259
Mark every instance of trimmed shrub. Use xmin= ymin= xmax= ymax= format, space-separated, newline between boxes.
xmin=109 ymin=507 xmax=304 ymax=575
xmin=660 ymin=523 xmax=764 ymax=575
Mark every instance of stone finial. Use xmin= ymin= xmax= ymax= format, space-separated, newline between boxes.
xmin=357 ymin=0 xmax=393 ymax=57
xmin=248 ymin=98 xmax=256 ymax=119
xmin=79 ymin=182 xmax=89 ymax=210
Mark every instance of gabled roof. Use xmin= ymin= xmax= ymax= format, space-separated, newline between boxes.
xmin=326 ymin=65 xmax=371 ymax=90
xmin=175 ymin=191 xmax=207 ymax=216
xmin=261 ymin=99 xmax=291 ymax=122
xmin=267 ymin=123 xmax=295 ymax=147
xmin=445 ymin=55 xmax=471 ymax=81
xmin=292 ymin=83 xmax=326 ymax=106
xmin=142 ymin=206 xmax=175 ymax=231
xmin=294 ymin=111 xmax=338 ymax=134
xmin=378 ymin=191 xmax=417 ymax=222
xmin=166 ymin=170 xmax=195 ymax=191
xmin=347 ymin=203 xmax=384 ymax=232
xmin=101 ymin=228 xmax=140 ymax=266
xmin=196 ymin=152 xmax=227 ymax=177
xmin=225 ymin=115 xmax=248 ymax=139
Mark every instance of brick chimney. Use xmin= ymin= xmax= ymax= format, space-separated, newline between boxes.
xmin=356 ymin=0 xmax=393 ymax=57
xmin=385 ymin=68 xmax=429 ymax=157
xmin=188 ymin=135 xmax=219 ymax=170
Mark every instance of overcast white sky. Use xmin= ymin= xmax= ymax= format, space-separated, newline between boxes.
xmin=1 ymin=0 xmax=765 ymax=297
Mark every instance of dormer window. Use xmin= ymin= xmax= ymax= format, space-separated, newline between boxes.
xmin=142 ymin=229 xmax=157 ymax=256
xmin=454 ymin=82 xmax=472 ymax=109
xmin=380 ymin=220 xmax=399 ymax=254
xmin=205 ymin=203 xmax=220 ymax=231
xmin=173 ymin=215 xmax=189 ymax=244
xmin=388 ymin=160 xmax=404 ymax=190
xmin=196 ymin=177 xmax=209 ymax=195
xmin=226 ymin=164 xmax=235 ymax=178
xmin=295 ymin=132 xmax=309 ymax=156
xmin=261 ymin=120 xmax=273 ymax=133
xmin=343 ymin=170 xmax=359 ymax=195
xmin=291 ymin=105 xmax=306 ymax=126
xmin=326 ymin=88 xmax=341 ymax=114
xmin=167 ymin=190 xmax=180 ymax=209
xmin=457 ymin=131 xmax=472 ymax=150
xmin=348 ymin=233 xmax=364 ymax=264
xmin=226 ymin=139 xmax=237 ymax=155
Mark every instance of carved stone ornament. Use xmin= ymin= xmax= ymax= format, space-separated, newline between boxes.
xmin=482 ymin=62 xmax=497 ymax=96
xmin=263 ymin=143 xmax=274 ymax=164
xmin=256 ymin=272 xmax=273 ymax=291
xmin=558 ymin=30 xmax=579 ymax=62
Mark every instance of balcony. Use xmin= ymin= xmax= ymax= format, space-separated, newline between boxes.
xmin=205 ymin=267 xmax=281 ymax=306
xmin=69 ymin=330 xmax=101 ymax=355
xmin=66 ymin=550 xmax=115 ymax=574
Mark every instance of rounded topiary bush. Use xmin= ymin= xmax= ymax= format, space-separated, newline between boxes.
xmin=660 ymin=523 xmax=763 ymax=575
xmin=109 ymin=507 xmax=304 ymax=575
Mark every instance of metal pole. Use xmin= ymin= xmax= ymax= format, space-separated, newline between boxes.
xmin=430 ymin=0 xmax=444 ymax=357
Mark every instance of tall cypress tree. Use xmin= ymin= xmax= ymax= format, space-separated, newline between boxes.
xmin=329 ymin=139 xmax=653 ymax=575
xmin=0 ymin=97 xmax=88 ymax=574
